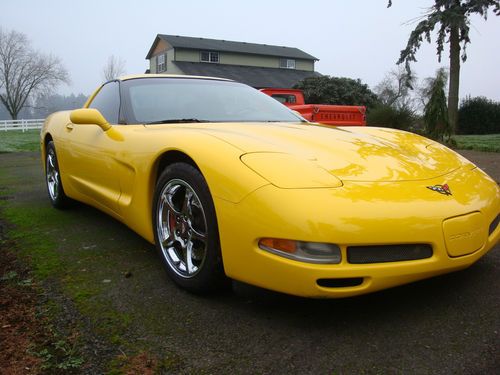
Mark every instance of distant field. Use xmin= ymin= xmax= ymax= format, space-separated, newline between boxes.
xmin=453 ymin=134 xmax=500 ymax=153
xmin=0 ymin=130 xmax=40 ymax=152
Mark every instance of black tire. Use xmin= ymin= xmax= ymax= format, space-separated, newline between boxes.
xmin=152 ymin=163 xmax=228 ymax=293
xmin=45 ymin=141 xmax=70 ymax=209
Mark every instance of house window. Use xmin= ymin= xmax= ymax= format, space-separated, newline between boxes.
xmin=200 ymin=51 xmax=219 ymax=63
xmin=157 ymin=54 xmax=166 ymax=72
xmin=280 ymin=58 xmax=296 ymax=69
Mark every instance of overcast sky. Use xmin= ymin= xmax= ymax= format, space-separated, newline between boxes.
xmin=1 ymin=0 xmax=499 ymax=101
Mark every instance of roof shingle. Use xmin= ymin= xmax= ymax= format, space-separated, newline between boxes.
xmin=147 ymin=34 xmax=318 ymax=61
xmin=172 ymin=61 xmax=321 ymax=88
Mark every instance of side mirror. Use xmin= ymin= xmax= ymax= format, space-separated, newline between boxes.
xmin=70 ymin=108 xmax=111 ymax=131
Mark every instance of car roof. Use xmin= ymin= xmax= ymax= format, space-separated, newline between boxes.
xmin=85 ymin=74 xmax=237 ymax=108
xmin=117 ymin=74 xmax=233 ymax=83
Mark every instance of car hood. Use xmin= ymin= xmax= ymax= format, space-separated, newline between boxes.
xmin=196 ymin=122 xmax=473 ymax=182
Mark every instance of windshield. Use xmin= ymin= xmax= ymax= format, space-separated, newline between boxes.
xmin=120 ymin=78 xmax=304 ymax=124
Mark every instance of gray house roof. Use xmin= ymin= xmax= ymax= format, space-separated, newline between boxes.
xmin=173 ymin=61 xmax=321 ymax=88
xmin=146 ymin=34 xmax=318 ymax=61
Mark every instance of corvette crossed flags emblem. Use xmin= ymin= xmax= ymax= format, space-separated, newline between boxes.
xmin=426 ymin=183 xmax=452 ymax=196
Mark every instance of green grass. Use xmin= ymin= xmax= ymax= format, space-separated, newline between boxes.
xmin=452 ymin=134 xmax=500 ymax=152
xmin=0 ymin=130 xmax=40 ymax=152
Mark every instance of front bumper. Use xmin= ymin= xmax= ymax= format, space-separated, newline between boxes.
xmin=215 ymin=167 xmax=500 ymax=297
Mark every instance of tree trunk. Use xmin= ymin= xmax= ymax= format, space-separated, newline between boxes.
xmin=448 ymin=24 xmax=460 ymax=135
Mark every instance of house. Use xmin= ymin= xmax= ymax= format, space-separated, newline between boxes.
xmin=145 ymin=34 xmax=321 ymax=88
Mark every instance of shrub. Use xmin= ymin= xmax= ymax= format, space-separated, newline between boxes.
xmin=294 ymin=76 xmax=379 ymax=109
xmin=457 ymin=96 xmax=500 ymax=134
xmin=366 ymin=105 xmax=418 ymax=131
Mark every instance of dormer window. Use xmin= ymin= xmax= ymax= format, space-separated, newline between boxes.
xmin=201 ymin=51 xmax=220 ymax=63
xmin=280 ymin=58 xmax=296 ymax=69
xmin=157 ymin=54 xmax=166 ymax=72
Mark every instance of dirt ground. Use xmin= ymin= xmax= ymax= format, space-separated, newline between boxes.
xmin=0 ymin=245 xmax=44 ymax=374
xmin=0 ymin=150 xmax=499 ymax=374
xmin=457 ymin=149 xmax=500 ymax=183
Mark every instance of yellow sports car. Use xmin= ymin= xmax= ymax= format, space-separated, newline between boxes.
xmin=41 ymin=74 xmax=499 ymax=298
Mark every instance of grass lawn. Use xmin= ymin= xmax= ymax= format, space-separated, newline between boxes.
xmin=0 ymin=130 xmax=40 ymax=153
xmin=0 ymin=129 xmax=498 ymax=154
xmin=453 ymin=134 xmax=500 ymax=153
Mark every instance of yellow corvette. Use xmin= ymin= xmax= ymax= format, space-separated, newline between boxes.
xmin=41 ymin=74 xmax=499 ymax=298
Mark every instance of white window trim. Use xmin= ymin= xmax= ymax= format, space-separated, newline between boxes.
xmin=200 ymin=51 xmax=220 ymax=64
xmin=157 ymin=54 xmax=166 ymax=72
xmin=280 ymin=58 xmax=296 ymax=69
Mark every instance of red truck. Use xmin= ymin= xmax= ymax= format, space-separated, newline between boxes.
xmin=260 ymin=88 xmax=366 ymax=126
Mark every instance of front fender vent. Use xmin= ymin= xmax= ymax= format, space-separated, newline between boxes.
xmin=489 ymin=215 xmax=499 ymax=236
xmin=347 ymin=244 xmax=433 ymax=264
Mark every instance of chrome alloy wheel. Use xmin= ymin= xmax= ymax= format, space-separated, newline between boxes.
xmin=156 ymin=179 xmax=208 ymax=278
xmin=46 ymin=148 xmax=59 ymax=201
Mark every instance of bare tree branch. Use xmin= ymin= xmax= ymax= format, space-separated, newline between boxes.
xmin=0 ymin=28 xmax=69 ymax=119
xmin=102 ymin=55 xmax=126 ymax=81
xmin=375 ymin=66 xmax=418 ymax=111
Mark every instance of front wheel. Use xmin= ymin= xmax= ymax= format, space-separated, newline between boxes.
xmin=45 ymin=141 xmax=70 ymax=208
xmin=153 ymin=163 xmax=227 ymax=293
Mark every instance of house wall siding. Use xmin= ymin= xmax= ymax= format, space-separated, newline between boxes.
xmin=165 ymin=49 xmax=184 ymax=74
xmin=149 ymin=55 xmax=156 ymax=73
xmin=172 ymin=48 xmax=314 ymax=71
xmin=174 ymin=49 xmax=200 ymax=62
xmin=296 ymin=59 xmax=314 ymax=71
xmin=221 ymin=53 xmax=278 ymax=68
xmin=150 ymin=48 xmax=184 ymax=74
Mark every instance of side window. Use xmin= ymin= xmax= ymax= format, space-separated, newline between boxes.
xmin=89 ymin=81 xmax=120 ymax=124
xmin=271 ymin=94 xmax=297 ymax=104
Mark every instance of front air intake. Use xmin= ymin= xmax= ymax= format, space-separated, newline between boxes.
xmin=317 ymin=278 xmax=364 ymax=288
xmin=347 ymin=244 xmax=433 ymax=264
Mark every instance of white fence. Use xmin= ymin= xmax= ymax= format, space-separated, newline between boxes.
xmin=0 ymin=119 xmax=44 ymax=132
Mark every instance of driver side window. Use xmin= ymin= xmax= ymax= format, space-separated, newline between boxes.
xmin=89 ymin=81 xmax=120 ymax=124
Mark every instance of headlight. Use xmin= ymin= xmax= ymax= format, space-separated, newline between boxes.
xmin=259 ymin=238 xmax=341 ymax=264
xmin=241 ymin=152 xmax=342 ymax=189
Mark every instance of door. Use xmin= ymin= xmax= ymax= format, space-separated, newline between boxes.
xmin=62 ymin=81 xmax=124 ymax=214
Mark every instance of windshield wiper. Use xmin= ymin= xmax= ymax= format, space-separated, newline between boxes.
xmin=145 ymin=118 xmax=209 ymax=124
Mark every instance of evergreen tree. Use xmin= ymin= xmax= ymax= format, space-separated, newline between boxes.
xmin=423 ymin=68 xmax=450 ymax=141
xmin=388 ymin=0 xmax=499 ymax=133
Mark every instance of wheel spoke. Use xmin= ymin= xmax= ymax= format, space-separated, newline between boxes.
xmin=167 ymin=247 xmax=181 ymax=264
xmin=189 ymin=227 xmax=206 ymax=242
xmin=162 ymin=184 xmax=183 ymax=215
xmin=182 ymin=189 xmax=193 ymax=218
xmin=165 ymin=195 xmax=182 ymax=216
xmin=185 ymin=241 xmax=198 ymax=275
xmin=53 ymin=179 xmax=58 ymax=196
xmin=48 ymin=153 xmax=55 ymax=169
xmin=161 ymin=237 xmax=176 ymax=250
xmin=159 ymin=225 xmax=170 ymax=242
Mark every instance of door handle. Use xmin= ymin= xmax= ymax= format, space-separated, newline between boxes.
xmin=66 ymin=123 xmax=74 ymax=130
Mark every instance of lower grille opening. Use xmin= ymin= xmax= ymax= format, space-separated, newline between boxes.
xmin=347 ymin=244 xmax=433 ymax=264
xmin=317 ymin=278 xmax=364 ymax=288
xmin=489 ymin=215 xmax=499 ymax=236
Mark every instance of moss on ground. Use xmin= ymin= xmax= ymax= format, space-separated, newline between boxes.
xmin=0 ymin=158 xmax=171 ymax=373
xmin=0 ymin=130 xmax=40 ymax=152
